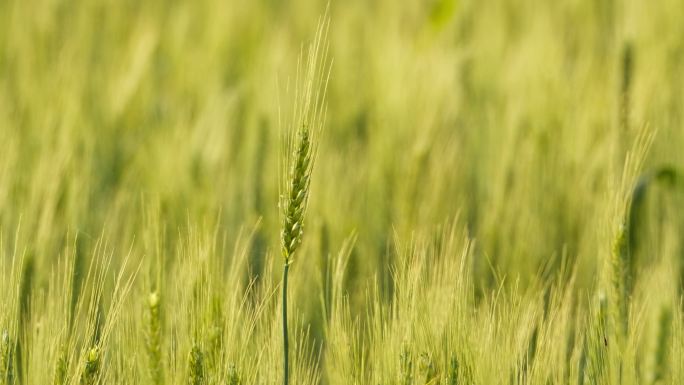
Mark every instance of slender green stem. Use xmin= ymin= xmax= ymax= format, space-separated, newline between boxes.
xmin=282 ymin=262 xmax=290 ymax=385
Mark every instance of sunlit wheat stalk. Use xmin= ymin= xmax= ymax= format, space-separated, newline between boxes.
xmin=278 ymin=8 xmax=330 ymax=385
xmin=280 ymin=125 xmax=314 ymax=385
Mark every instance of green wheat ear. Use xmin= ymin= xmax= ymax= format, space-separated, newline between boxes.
xmin=187 ymin=344 xmax=204 ymax=385
xmin=281 ymin=126 xmax=313 ymax=263
xmin=612 ymin=166 xmax=680 ymax=338
xmin=80 ymin=346 xmax=101 ymax=385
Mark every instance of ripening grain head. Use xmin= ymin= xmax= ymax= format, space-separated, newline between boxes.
xmin=279 ymin=10 xmax=331 ymax=264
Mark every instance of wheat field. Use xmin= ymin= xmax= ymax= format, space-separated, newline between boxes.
xmin=1 ymin=0 xmax=683 ymax=384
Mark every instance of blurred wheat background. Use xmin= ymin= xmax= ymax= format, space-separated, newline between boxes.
xmin=1 ymin=0 xmax=683 ymax=384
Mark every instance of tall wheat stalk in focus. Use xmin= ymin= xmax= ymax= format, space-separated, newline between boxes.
xmin=278 ymin=9 xmax=331 ymax=385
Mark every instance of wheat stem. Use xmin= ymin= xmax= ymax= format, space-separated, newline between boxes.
xmin=282 ymin=262 xmax=290 ymax=385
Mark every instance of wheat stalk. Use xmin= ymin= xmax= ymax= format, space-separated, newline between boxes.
xmin=609 ymin=126 xmax=655 ymax=341
xmin=278 ymin=8 xmax=331 ymax=385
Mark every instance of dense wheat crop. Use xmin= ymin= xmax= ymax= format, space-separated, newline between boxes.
xmin=1 ymin=1 xmax=684 ymax=384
